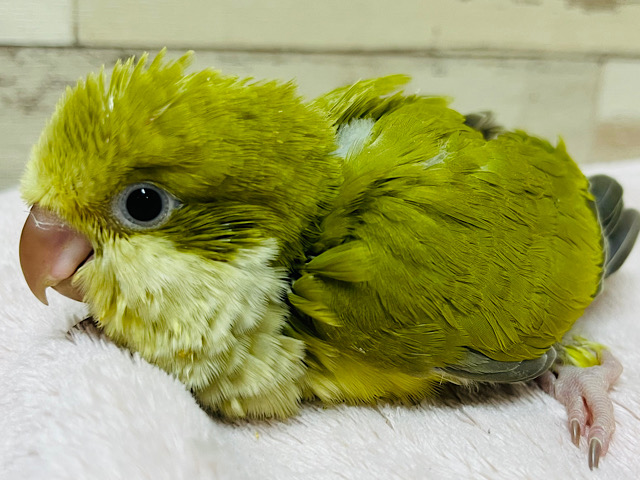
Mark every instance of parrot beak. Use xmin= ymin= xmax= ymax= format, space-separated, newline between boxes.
xmin=19 ymin=205 xmax=94 ymax=305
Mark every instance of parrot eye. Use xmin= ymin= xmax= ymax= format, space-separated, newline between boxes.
xmin=114 ymin=183 xmax=179 ymax=230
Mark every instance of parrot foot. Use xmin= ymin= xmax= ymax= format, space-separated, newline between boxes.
xmin=538 ymin=348 xmax=622 ymax=470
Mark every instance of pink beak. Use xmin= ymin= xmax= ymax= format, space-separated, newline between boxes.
xmin=19 ymin=204 xmax=94 ymax=305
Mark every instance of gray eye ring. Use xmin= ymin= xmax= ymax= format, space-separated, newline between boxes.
xmin=113 ymin=182 xmax=179 ymax=230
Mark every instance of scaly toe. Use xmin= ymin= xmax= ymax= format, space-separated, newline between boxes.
xmin=546 ymin=348 xmax=622 ymax=469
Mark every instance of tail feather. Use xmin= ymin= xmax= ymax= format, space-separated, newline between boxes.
xmin=588 ymin=175 xmax=640 ymax=277
xmin=605 ymin=209 xmax=640 ymax=277
xmin=589 ymin=175 xmax=623 ymax=236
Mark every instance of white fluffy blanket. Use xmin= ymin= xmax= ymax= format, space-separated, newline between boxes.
xmin=1 ymin=161 xmax=639 ymax=480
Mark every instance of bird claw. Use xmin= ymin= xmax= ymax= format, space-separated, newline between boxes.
xmin=589 ymin=438 xmax=602 ymax=470
xmin=538 ymin=349 xmax=622 ymax=470
xmin=570 ymin=418 xmax=580 ymax=447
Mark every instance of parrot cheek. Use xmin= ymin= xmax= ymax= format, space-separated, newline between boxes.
xmin=19 ymin=204 xmax=94 ymax=305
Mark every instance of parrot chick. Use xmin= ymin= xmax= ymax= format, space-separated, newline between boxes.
xmin=19 ymin=51 xmax=640 ymax=469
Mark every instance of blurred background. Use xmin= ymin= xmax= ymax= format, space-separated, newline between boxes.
xmin=2 ymin=0 xmax=640 ymax=190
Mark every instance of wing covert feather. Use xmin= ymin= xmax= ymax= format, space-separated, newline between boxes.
xmin=290 ymin=88 xmax=603 ymax=390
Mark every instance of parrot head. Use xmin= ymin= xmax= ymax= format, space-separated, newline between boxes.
xmin=19 ymin=51 xmax=338 ymax=330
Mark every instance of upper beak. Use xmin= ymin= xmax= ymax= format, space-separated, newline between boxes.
xmin=19 ymin=204 xmax=94 ymax=305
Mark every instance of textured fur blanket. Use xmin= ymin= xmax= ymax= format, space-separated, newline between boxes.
xmin=1 ymin=161 xmax=639 ymax=480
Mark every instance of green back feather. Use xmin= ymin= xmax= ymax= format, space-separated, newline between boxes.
xmin=289 ymin=79 xmax=604 ymax=402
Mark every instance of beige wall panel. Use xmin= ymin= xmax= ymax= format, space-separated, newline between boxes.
xmin=0 ymin=0 xmax=74 ymax=45
xmin=593 ymin=61 xmax=640 ymax=162
xmin=77 ymin=0 xmax=640 ymax=55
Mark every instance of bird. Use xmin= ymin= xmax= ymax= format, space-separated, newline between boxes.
xmin=18 ymin=50 xmax=640 ymax=469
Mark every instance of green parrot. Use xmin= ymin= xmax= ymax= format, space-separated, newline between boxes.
xmin=18 ymin=51 xmax=639 ymax=469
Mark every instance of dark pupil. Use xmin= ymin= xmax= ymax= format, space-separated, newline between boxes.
xmin=126 ymin=188 xmax=163 ymax=222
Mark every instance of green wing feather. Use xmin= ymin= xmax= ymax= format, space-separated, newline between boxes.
xmin=289 ymin=78 xmax=604 ymax=402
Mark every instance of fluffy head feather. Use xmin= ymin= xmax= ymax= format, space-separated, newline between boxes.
xmin=22 ymin=50 xmax=340 ymax=266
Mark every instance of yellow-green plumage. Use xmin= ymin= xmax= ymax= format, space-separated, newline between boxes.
xmin=287 ymin=76 xmax=603 ymax=404
xmin=22 ymin=51 xmax=611 ymax=418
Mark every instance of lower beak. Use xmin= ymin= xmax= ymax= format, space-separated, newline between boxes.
xmin=19 ymin=205 xmax=94 ymax=305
